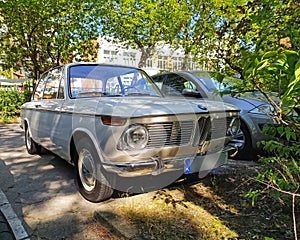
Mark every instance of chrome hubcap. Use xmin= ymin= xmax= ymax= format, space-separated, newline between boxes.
xmin=232 ymin=129 xmax=245 ymax=149
xmin=78 ymin=149 xmax=96 ymax=191
xmin=25 ymin=129 xmax=32 ymax=149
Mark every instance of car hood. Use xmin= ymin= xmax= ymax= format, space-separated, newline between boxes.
xmin=92 ymin=97 xmax=238 ymax=118
xmin=223 ymin=91 xmax=278 ymax=108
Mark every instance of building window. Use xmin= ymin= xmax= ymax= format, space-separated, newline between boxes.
xmin=123 ymin=52 xmax=136 ymax=66
xmin=188 ymin=59 xmax=195 ymax=70
xmin=158 ymin=56 xmax=168 ymax=70
xmin=146 ymin=58 xmax=153 ymax=68
xmin=173 ymin=57 xmax=183 ymax=70
xmin=103 ymin=50 xmax=118 ymax=62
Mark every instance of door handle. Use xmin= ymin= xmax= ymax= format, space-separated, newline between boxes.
xmin=61 ymin=106 xmax=74 ymax=112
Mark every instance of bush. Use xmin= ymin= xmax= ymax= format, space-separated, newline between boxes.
xmin=0 ymin=87 xmax=31 ymax=123
xmin=243 ymin=49 xmax=300 ymax=239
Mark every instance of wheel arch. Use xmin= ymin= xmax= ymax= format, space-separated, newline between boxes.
xmin=23 ymin=119 xmax=35 ymax=142
xmin=69 ymin=129 xmax=104 ymax=165
xmin=23 ymin=118 xmax=29 ymax=130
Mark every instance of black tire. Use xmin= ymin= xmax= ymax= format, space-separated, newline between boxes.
xmin=74 ymin=138 xmax=113 ymax=202
xmin=25 ymin=125 xmax=41 ymax=154
xmin=232 ymin=121 xmax=257 ymax=161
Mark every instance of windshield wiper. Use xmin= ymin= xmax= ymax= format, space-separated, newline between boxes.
xmin=106 ymin=94 xmax=123 ymax=97
xmin=125 ymin=92 xmax=151 ymax=96
xmin=76 ymin=92 xmax=106 ymax=97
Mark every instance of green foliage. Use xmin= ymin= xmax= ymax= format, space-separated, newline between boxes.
xmin=170 ymin=0 xmax=218 ymax=70
xmin=242 ymin=46 xmax=300 ymax=239
xmin=194 ymin=1 xmax=299 ymax=74
xmin=239 ymin=49 xmax=300 ymax=128
xmin=243 ymin=49 xmax=300 ymax=96
xmin=0 ymin=88 xmax=31 ymax=123
xmin=1 ymin=0 xmax=299 ymax=80
xmin=260 ymin=125 xmax=300 ymax=195
xmin=245 ymin=49 xmax=300 ymax=208
xmin=245 ymin=189 xmax=260 ymax=207
xmin=0 ymin=0 xmax=102 ymax=79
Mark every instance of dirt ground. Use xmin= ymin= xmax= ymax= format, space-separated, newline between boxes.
xmin=95 ymin=159 xmax=299 ymax=240
xmin=178 ymin=160 xmax=298 ymax=240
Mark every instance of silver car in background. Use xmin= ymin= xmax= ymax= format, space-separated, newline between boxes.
xmin=152 ymin=71 xmax=277 ymax=160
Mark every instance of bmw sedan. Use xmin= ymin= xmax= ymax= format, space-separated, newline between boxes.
xmin=21 ymin=63 xmax=240 ymax=202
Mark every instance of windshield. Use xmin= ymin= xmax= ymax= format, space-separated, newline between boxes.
xmin=192 ymin=72 xmax=238 ymax=93
xmin=69 ymin=65 xmax=162 ymax=98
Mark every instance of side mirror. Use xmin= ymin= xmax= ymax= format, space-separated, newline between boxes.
xmin=182 ymin=88 xmax=201 ymax=98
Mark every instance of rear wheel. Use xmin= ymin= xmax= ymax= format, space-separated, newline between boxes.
xmin=74 ymin=138 xmax=113 ymax=202
xmin=25 ymin=125 xmax=40 ymax=154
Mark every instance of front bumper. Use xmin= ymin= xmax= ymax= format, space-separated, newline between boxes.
xmin=242 ymin=112 xmax=278 ymax=150
xmin=102 ymin=144 xmax=236 ymax=177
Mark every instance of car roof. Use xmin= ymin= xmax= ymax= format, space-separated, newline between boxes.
xmin=65 ymin=62 xmax=144 ymax=71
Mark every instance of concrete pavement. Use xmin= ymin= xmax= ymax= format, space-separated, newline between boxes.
xmin=0 ymin=124 xmax=126 ymax=239
xmin=0 ymin=125 xmax=30 ymax=240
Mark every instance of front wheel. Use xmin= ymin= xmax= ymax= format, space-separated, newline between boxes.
xmin=231 ymin=121 xmax=257 ymax=161
xmin=25 ymin=125 xmax=40 ymax=154
xmin=74 ymin=138 xmax=113 ymax=202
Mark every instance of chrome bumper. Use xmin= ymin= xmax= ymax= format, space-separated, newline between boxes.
xmin=103 ymin=156 xmax=187 ymax=177
xmin=102 ymin=143 xmax=238 ymax=177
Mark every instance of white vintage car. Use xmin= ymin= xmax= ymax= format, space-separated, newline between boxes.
xmin=21 ymin=63 xmax=240 ymax=202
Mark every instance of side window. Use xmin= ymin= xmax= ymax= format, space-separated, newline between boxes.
xmin=43 ymin=68 xmax=63 ymax=99
xmin=57 ymin=67 xmax=65 ymax=99
xmin=152 ymin=75 xmax=164 ymax=90
xmin=106 ymin=77 xmax=121 ymax=95
xmin=162 ymin=74 xmax=186 ymax=96
xmin=183 ymin=81 xmax=197 ymax=90
xmin=33 ymin=73 xmax=48 ymax=100
xmin=58 ymin=76 xmax=65 ymax=99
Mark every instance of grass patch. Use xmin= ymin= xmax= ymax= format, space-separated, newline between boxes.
xmin=132 ymin=191 xmax=237 ymax=239
xmin=112 ymin=188 xmax=239 ymax=240
xmin=99 ymin=162 xmax=296 ymax=239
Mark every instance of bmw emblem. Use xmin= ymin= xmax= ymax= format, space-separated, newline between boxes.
xmin=198 ymin=105 xmax=207 ymax=110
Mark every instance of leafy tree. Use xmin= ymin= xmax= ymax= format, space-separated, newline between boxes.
xmin=0 ymin=0 xmax=102 ymax=79
xmin=100 ymin=0 xmax=191 ymax=68
xmin=241 ymin=29 xmax=300 ymax=240
xmin=176 ymin=1 xmax=300 ymax=236
xmin=169 ymin=0 xmax=219 ymax=70
xmin=191 ymin=1 xmax=299 ymax=83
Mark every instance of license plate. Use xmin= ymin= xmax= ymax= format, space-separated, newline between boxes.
xmin=184 ymin=158 xmax=192 ymax=174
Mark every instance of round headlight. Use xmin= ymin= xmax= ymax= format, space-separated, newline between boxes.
xmin=124 ymin=125 xmax=149 ymax=150
xmin=227 ymin=118 xmax=240 ymax=136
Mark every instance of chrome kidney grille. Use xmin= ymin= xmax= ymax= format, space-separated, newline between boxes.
xmin=145 ymin=121 xmax=194 ymax=148
xmin=208 ymin=117 xmax=231 ymax=139
xmin=144 ymin=116 xmax=234 ymax=149
xmin=193 ymin=117 xmax=211 ymax=146
xmin=193 ymin=116 xmax=233 ymax=146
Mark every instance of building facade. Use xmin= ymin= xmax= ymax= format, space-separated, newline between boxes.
xmin=97 ymin=37 xmax=201 ymax=75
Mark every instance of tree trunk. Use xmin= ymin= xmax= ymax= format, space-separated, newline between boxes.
xmin=138 ymin=45 xmax=155 ymax=68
